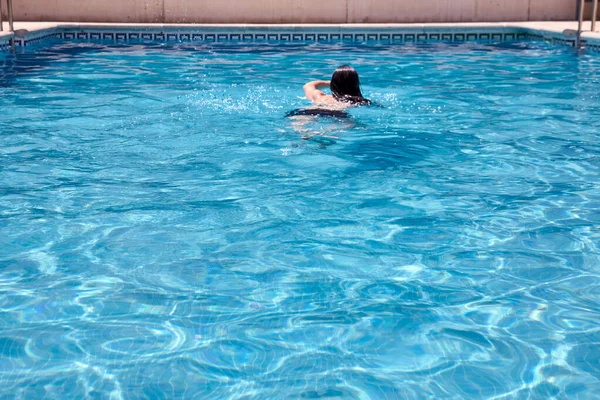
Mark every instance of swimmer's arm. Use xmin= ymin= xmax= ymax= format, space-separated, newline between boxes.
xmin=303 ymin=80 xmax=331 ymax=102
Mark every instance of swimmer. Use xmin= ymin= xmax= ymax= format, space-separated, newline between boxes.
xmin=287 ymin=65 xmax=370 ymax=141
xmin=302 ymin=65 xmax=371 ymax=108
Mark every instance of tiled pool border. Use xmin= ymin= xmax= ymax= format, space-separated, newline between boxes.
xmin=1 ymin=23 xmax=600 ymax=52
xmin=0 ymin=36 xmax=11 ymax=51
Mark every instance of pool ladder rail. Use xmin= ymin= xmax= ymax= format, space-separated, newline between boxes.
xmin=0 ymin=0 xmax=14 ymax=32
xmin=573 ymin=0 xmax=600 ymax=48
xmin=0 ymin=0 xmax=15 ymax=49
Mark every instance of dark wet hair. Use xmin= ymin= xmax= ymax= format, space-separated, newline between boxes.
xmin=330 ymin=65 xmax=371 ymax=106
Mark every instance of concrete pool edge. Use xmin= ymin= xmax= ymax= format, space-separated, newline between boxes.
xmin=2 ymin=21 xmax=600 ymax=51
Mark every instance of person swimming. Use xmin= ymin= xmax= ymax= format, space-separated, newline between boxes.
xmin=302 ymin=65 xmax=371 ymax=108
xmin=286 ymin=65 xmax=370 ymax=140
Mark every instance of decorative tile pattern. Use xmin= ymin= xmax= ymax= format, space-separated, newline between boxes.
xmin=525 ymin=33 xmax=575 ymax=47
xmin=0 ymin=27 xmax=590 ymax=52
xmin=14 ymin=32 xmax=61 ymax=47
xmin=25 ymin=30 xmax=535 ymax=45
xmin=585 ymin=41 xmax=600 ymax=52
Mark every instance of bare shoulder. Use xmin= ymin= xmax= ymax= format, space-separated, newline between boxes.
xmin=303 ymin=87 xmax=324 ymax=102
xmin=313 ymin=93 xmax=337 ymax=105
xmin=303 ymin=88 xmax=338 ymax=105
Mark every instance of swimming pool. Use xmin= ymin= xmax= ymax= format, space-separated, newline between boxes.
xmin=1 ymin=39 xmax=600 ymax=398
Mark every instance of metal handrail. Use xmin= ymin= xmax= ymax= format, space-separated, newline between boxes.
xmin=7 ymin=0 xmax=13 ymax=32
xmin=569 ymin=0 xmax=600 ymax=48
xmin=593 ymin=0 xmax=599 ymax=32
xmin=1 ymin=0 xmax=16 ymax=50
xmin=577 ymin=0 xmax=585 ymax=48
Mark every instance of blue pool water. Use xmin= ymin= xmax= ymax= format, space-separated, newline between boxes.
xmin=1 ymin=39 xmax=600 ymax=398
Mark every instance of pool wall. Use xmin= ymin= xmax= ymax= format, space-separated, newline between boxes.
xmin=6 ymin=0 xmax=575 ymax=24
xmin=0 ymin=33 xmax=12 ymax=51
xmin=2 ymin=22 xmax=600 ymax=53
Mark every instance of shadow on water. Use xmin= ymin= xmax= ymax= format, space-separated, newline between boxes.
xmin=0 ymin=42 xmax=184 ymax=88
xmin=0 ymin=42 xmax=116 ymax=87
xmin=283 ymin=106 xmax=435 ymax=168
xmin=285 ymin=107 xmax=356 ymax=149
xmin=1 ymin=39 xmax=566 ymax=89
xmin=283 ymin=103 xmax=439 ymax=167
xmin=342 ymin=136 xmax=429 ymax=171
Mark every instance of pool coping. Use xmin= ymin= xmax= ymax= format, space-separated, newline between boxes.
xmin=2 ymin=21 xmax=600 ymax=51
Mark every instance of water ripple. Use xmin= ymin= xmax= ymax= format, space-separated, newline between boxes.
xmin=1 ymin=40 xmax=600 ymax=398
